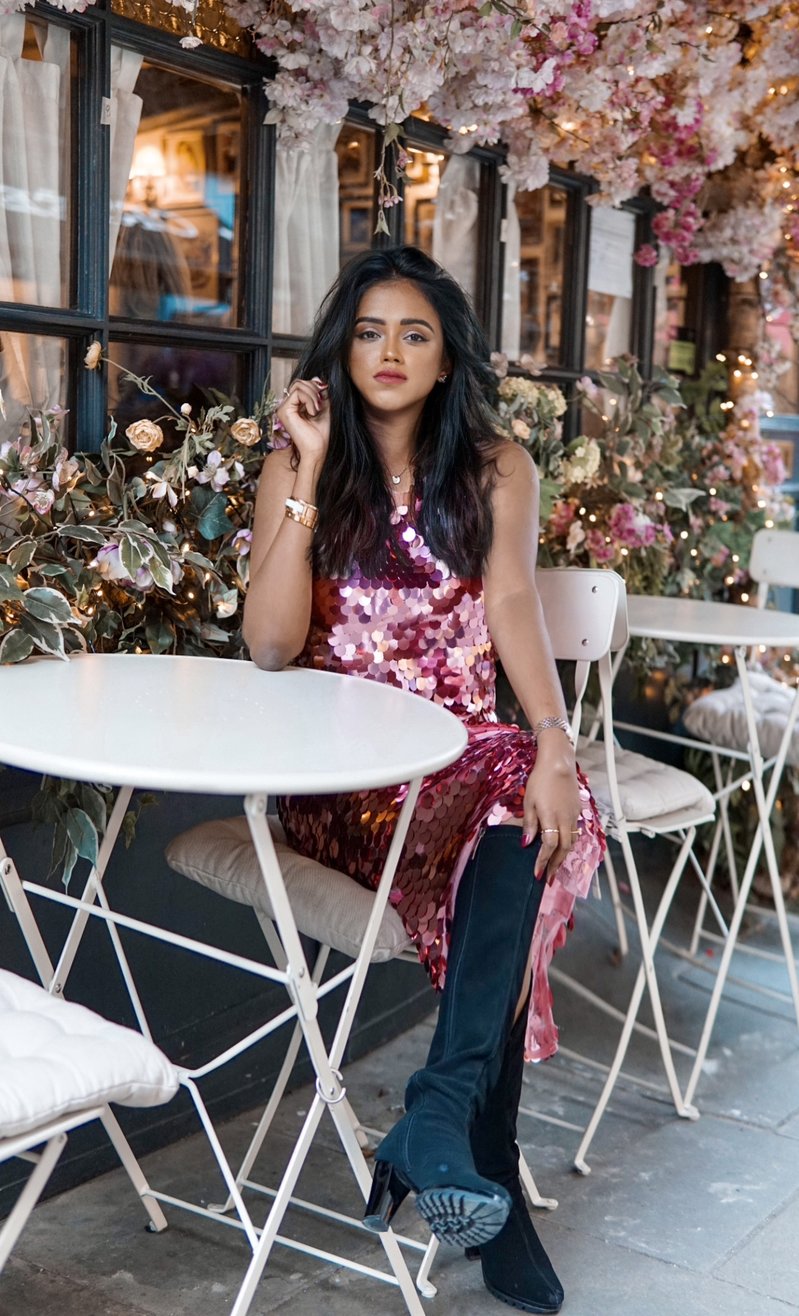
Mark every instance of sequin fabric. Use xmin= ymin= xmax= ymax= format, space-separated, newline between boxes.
xmin=278 ymin=503 xmax=605 ymax=1061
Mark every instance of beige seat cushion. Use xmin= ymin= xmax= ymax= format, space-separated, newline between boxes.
xmin=683 ymin=672 xmax=799 ymax=768
xmin=577 ymin=739 xmax=715 ymax=825
xmin=165 ymin=815 xmax=413 ymax=962
xmin=0 ymin=969 xmax=179 ymax=1140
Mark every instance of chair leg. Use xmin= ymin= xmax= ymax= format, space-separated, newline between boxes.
xmin=601 ymin=844 xmax=629 ymax=959
xmin=100 ymin=1108 xmax=168 ymax=1234
xmin=574 ymin=829 xmax=700 ymax=1174
xmin=0 ymin=1135 xmax=66 ymax=1272
xmin=209 ymin=938 xmax=333 ymax=1215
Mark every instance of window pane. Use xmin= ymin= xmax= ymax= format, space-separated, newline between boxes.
xmin=652 ymin=252 xmax=696 ymax=375
xmin=269 ymin=356 xmax=299 ymax=398
xmin=585 ymin=206 xmax=635 ymax=370
xmin=505 ymin=185 xmax=568 ymax=364
xmin=337 ymin=126 xmax=375 ymax=267
xmin=0 ymin=332 xmax=65 ymax=441
xmin=273 ymin=123 xmax=341 ymax=337
xmin=108 ymin=341 xmax=239 ymax=436
xmin=404 ymin=148 xmax=480 ymax=301
xmin=110 ymin=54 xmax=242 ymax=328
xmin=0 ymin=14 xmax=72 ymax=310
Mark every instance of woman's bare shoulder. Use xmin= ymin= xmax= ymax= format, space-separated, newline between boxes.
xmin=483 ymin=437 xmax=537 ymax=487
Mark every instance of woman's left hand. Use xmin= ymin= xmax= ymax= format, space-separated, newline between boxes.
xmin=522 ymin=742 xmax=582 ymax=882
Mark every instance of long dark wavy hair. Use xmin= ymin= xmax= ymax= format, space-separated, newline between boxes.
xmin=291 ymin=245 xmax=500 ymax=578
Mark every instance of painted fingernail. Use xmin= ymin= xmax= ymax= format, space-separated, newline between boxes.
xmin=522 ymin=832 xmax=533 ymax=847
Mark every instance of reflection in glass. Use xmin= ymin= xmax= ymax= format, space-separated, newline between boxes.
xmin=108 ymin=341 xmax=239 ymax=436
xmin=337 ymin=127 xmax=375 ymax=267
xmin=273 ymin=123 xmax=340 ymax=337
xmin=0 ymin=334 xmax=66 ymax=443
xmin=504 ymin=185 xmax=567 ymax=364
xmin=110 ymin=54 xmax=241 ymax=328
xmin=402 ymin=148 xmax=480 ymax=302
xmin=0 ymin=15 xmax=71 ymax=433
xmin=585 ymin=206 xmax=635 ymax=370
xmin=269 ymin=357 xmax=299 ymax=399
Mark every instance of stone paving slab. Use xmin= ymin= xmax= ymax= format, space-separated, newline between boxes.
xmin=716 ymin=1186 xmax=799 ymax=1307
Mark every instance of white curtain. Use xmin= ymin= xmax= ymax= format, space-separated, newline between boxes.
xmin=109 ymin=46 xmax=144 ymax=272
xmin=501 ymin=179 xmax=522 ymax=359
xmin=432 ymin=155 xmax=480 ymax=304
xmin=0 ymin=14 xmax=65 ymax=434
xmin=272 ymin=123 xmax=341 ymax=337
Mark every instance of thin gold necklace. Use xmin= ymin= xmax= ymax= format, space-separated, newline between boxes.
xmin=388 ymin=459 xmax=413 ymax=486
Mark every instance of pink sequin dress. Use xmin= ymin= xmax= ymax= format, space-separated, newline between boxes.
xmin=278 ymin=501 xmax=605 ymax=1062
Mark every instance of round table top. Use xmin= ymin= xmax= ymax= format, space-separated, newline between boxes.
xmin=0 ymin=654 xmax=468 ymax=795
xmin=627 ymin=595 xmax=799 ymax=648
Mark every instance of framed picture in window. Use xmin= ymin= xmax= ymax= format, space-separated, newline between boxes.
xmin=171 ymin=206 xmax=219 ymax=305
xmin=413 ymin=199 xmax=436 ymax=251
xmin=163 ymin=129 xmax=206 ymax=207
xmin=341 ymin=199 xmax=372 ymax=250
xmin=337 ymin=129 xmax=372 ymax=190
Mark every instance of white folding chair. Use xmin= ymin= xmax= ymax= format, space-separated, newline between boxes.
xmin=0 ymin=967 xmax=178 ymax=1273
xmin=165 ymin=806 xmax=559 ymax=1298
xmin=535 ymin=569 xmax=718 ymax=1172
xmin=682 ymin=528 xmax=799 ymax=953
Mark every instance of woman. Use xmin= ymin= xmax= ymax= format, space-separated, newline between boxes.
xmin=243 ymin=245 xmax=603 ymax=1315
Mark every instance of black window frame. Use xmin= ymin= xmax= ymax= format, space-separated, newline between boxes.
xmin=0 ymin=3 xmax=273 ymax=451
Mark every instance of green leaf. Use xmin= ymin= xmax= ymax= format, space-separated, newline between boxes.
xmin=596 ymin=372 xmax=628 ymax=395
xmin=538 ymin=478 xmax=562 ymax=522
xmin=383 ymin=122 xmax=402 ymax=145
xmin=58 ymin=524 xmax=106 ymax=545
xmin=145 ymin=618 xmax=175 ymax=654
xmin=663 ymin=487 xmax=706 ymax=511
xmin=510 ymin=17 xmax=523 ymax=37
xmin=148 ymin=556 xmax=174 ymax=593
xmin=374 ymin=208 xmax=391 ymax=237
xmin=7 ymin=538 xmax=37 ymax=571
xmin=77 ymin=785 xmax=110 ymax=838
xmin=19 ymin=613 xmax=67 ymax=659
xmin=65 ymin=806 xmax=99 ymax=867
xmin=197 ymin=493 xmax=231 ymax=541
xmin=184 ymin=550 xmax=215 ymax=572
xmin=22 ymin=587 xmax=73 ymax=625
xmin=190 ymin=485 xmax=214 ymax=513
xmin=61 ymin=839 xmax=79 ymax=889
xmin=119 ymin=535 xmax=147 ymax=579
xmin=0 ymin=629 xmax=34 ymax=664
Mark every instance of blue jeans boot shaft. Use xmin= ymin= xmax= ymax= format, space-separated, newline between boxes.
xmin=467 ymin=1005 xmax=564 ymax=1313
xmin=363 ymin=825 xmax=547 ymax=1248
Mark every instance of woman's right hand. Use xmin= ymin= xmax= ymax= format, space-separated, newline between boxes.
xmin=276 ymin=377 xmax=331 ymax=465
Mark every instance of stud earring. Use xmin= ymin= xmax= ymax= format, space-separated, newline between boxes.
xmin=438 ymin=372 xmax=448 ymax=383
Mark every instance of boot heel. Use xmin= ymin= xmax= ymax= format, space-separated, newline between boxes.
xmin=363 ymin=1160 xmax=411 ymax=1233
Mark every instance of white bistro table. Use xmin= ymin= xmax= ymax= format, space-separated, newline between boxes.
xmin=0 ymin=653 xmax=467 ymax=1316
xmin=627 ymin=595 xmax=799 ymax=1105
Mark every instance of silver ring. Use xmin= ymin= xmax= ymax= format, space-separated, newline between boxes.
xmin=542 ymin=828 xmax=559 ymax=834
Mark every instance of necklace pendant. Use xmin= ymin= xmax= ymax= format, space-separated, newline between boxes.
xmin=391 ymin=473 xmax=401 ymax=484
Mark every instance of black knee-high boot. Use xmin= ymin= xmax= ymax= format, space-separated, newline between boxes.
xmin=362 ymin=824 xmax=547 ymax=1248
xmin=468 ymin=1007 xmax=564 ymax=1313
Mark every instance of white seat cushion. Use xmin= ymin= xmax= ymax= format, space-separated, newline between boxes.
xmin=683 ymin=671 xmax=799 ymax=767
xmin=577 ymin=739 xmax=715 ymax=825
xmin=0 ymin=970 xmax=179 ymax=1140
xmin=165 ymin=815 xmax=413 ymax=962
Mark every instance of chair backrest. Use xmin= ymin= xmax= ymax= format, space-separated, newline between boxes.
xmin=536 ymin=567 xmax=626 ymax=741
xmin=749 ymin=528 xmax=799 ymax=606
xmin=536 ymin=567 xmax=626 ymax=663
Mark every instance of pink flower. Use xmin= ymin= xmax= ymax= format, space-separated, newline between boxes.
xmin=585 ymin=528 xmax=615 ymax=563
xmin=549 ymin=499 xmax=576 ymax=535
xmin=634 ymin=243 xmax=659 ymax=268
